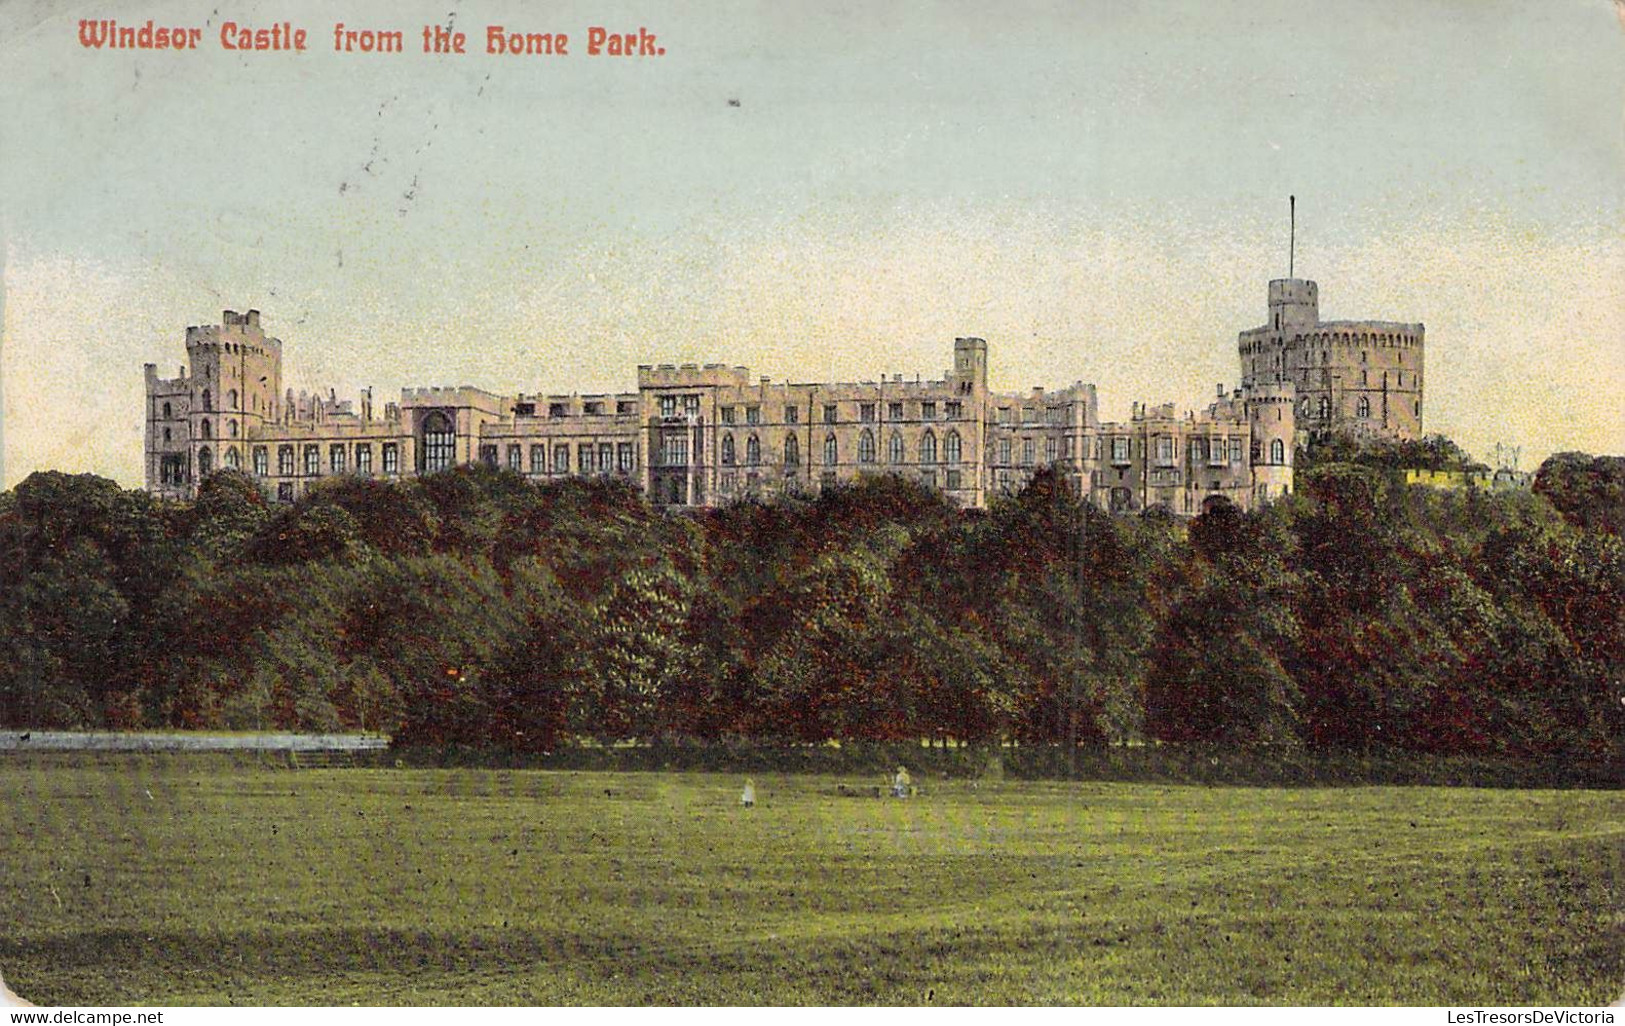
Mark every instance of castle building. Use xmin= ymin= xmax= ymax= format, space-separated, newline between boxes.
xmin=143 ymin=279 xmax=1423 ymax=515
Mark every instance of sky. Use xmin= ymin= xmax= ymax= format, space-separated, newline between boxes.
xmin=2 ymin=0 xmax=1622 ymax=489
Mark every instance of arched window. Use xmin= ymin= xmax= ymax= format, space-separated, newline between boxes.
xmin=229 ymin=420 xmax=239 ymax=438
xmin=857 ymin=429 xmax=876 ymax=464
xmin=278 ymin=445 xmax=294 ymax=476
xmin=253 ymin=447 xmax=268 ymax=476
xmin=197 ymin=447 xmax=213 ymax=476
xmin=1356 ymin=396 xmax=1371 ymax=418
xmin=888 ymin=431 xmax=905 ymax=464
xmin=163 ymin=428 xmax=171 ymax=442
xmin=784 ymin=434 xmax=800 ymax=466
xmin=919 ymin=430 xmax=937 ymax=464
xmin=202 ymin=389 xmax=212 ymax=411
xmin=227 ymin=389 xmax=238 ymax=409
xmin=1270 ymin=439 xmax=1285 ymax=464
xmin=823 ymin=433 xmax=838 ymax=466
xmin=721 ymin=434 xmax=735 ymax=465
xmin=224 ymin=447 xmax=241 ymax=470
xmin=200 ymin=419 xmax=212 ymax=440
xmin=422 ymin=411 xmax=455 ymax=473
xmin=1300 ymin=396 xmax=1312 ymax=416
xmin=1317 ymin=397 xmax=1330 ymax=419
xmin=944 ymin=430 xmax=962 ymax=465
xmin=746 ymin=435 xmax=760 ymax=466
xmin=162 ymin=402 xmax=172 ymax=419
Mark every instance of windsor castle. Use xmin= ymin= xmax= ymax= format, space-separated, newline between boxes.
xmin=143 ymin=276 xmax=1424 ymax=515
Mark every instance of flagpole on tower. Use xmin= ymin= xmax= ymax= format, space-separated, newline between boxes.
xmin=1289 ymin=195 xmax=1296 ymax=279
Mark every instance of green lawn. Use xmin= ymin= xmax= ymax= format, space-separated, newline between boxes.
xmin=0 ymin=762 xmax=1619 ymax=1005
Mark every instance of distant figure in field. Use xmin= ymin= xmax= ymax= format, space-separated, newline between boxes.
xmin=740 ymin=778 xmax=755 ymax=807
xmin=0 ymin=969 xmax=33 ymax=1007
xmin=891 ymin=766 xmax=912 ymax=798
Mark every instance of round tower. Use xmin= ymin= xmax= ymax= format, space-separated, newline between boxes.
xmin=1246 ymin=380 xmax=1296 ymax=503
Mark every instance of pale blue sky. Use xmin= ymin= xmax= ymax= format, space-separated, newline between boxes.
xmin=3 ymin=0 xmax=1621 ymax=486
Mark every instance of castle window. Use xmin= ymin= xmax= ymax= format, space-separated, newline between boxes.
xmin=1317 ymin=397 xmax=1330 ymax=420
xmin=357 ymin=445 xmax=372 ymax=475
xmin=823 ymin=404 xmax=838 ymax=424
xmin=554 ymin=445 xmax=569 ymax=474
xmin=1047 ymin=437 xmax=1058 ymax=463
xmin=253 ymin=447 xmax=268 ymax=476
xmin=1155 ymin=437 xmax=1174 ymax=466
xmin=422 ymin=412 xmax=455 ymax=473
xmin=721 ymin=406 xmax=736 ymax=425
xmin=888 ymin=431 xmax=905 ymax=464
xmin=746 ymin=435 xmax=761 ymax=466
xmin=162 ymin=402 xmax=172 ymax=419
xmin=1357 ymin=396 xmax=1371 ymax=419
xmin=784 ymin=405 xmax=799 ymax=424
xmin=228 ymin=389 xmax=238 ymax=408
xmin=202 ymin=389 xmax=212 ymax=411
xmin=599 ymin=444 xmax=614 ymax=474
xmin=163 ymin=428 xmax=171 ymax=442
xmin=277 ymin=482 xmax=293 ymax=502
xmin=198 ymin=447 xmax=213 ymax=476
xmin=331 ymin=445 xmax=347 ymax=474
xmin=888 ymin=402 xmax=904 ymax=421
xmin=276 ymin=446 xmax=293 ymax=476
xmin=857 ymin=429 xmax=876 ymax=464
xmin=617 ymin=400 xmax=635 ymax=416
xmin=1111 ymin=437 xmax=1130 ymax=464
xmin=583 ymin=401 xmax=604 ymax=416
xmin=201 ymin=419 xmax=212 ymax=440
xmin=229 ymin=420 xmax=239 ymax=438
xmin=1022 ymin=439 xmax=1035 ymax=466
xmin=860 ymin=403 xmax=875 ymax=423
xmin=921 ymin=470 xmax=937 ymax=490
xmin=551 ymin=403 xmax=569 ymax=419
xmin=784 ymin=434 xmax=800 ymax=466
xmin=514 ymin=402 xmax=536 ymax=417
xmin=382 ymin=443 xmax=399 ymax=475
xmin=1270 ymin=439 xmax=1285 ymax=464
xmin=508 ymin=444 xmax=522 ymax=471
xmin=659 ymin=396 xmax=677 ymax=418
xmin=531 ymin=444 xmax=546 ymax=475
xmin=721 ymin=434 xmax=735 ymax=465
xmin=223 ymin=448 xmax=240 ymax=471
xmin=945 ymin=470 xmax=962 ymax=490
xmin=682 ymin=395 xmax=700 ymax=417
xmin=823 ymin=433 xmax=838 ymax=466
xmin=578 ymin=444 xmax=593 ymax=474
xmin=945 ymin=401 xmax=962 ymax=420
xmin=617 ymin=443 xmax=634 ymax=472
xmin=945 ymin=430 xmax=962 ymax=465
xmin=746 ymin=406 xmax=760 ymax=425
xmin=1230 ymin=438 xmax=1243 ymax=463
xmin=921 ymin=430 xmax=938 ymax=465
xmin=922 ymin=401 xmax=937 ymax=420
xmin=998 ymin=438 xmax=1011 ymax=464
xmin=661 ymin=434 xmax=689 ymax=467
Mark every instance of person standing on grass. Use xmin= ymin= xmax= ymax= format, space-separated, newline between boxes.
xmin=891 ymin=766 xmax=911 ymax=798
xmin=740 ymin=778 xmax=756 ymax=807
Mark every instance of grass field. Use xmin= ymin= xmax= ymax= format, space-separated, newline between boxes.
xmin=0 ymin=761 xmax=1620 ymax=1005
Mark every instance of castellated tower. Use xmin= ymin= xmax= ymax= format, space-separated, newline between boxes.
xmin=144 ymin=310 xmax=283 ymax=498
xmin=1245 ymin=380 xmax=1296 ymax=503
xmin=1238 ymin=279 xmax=1424 ymax=444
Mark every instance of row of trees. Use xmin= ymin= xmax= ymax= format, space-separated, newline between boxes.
xmin=1 ymin=438 xmax=1620 ymax=758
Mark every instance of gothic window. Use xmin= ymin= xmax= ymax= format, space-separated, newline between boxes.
xmin=278 ymin=445 xmax=294 ymax=476
xmin=617 ymin=443 xmax=634 ymax=472
xmin=252 ymin=447 xmax=268 ymax=476
xmin=330 ymin=445 xmax=347 ymax=474
xmin=202 ymin=389 xmax=212 ymax=411
xmin=857 ymin=429 xmax=876 ymax=464
xmin=228 ymin=389 xmax=238 ymax=408
xmin=746 ymin=406 xmax=760 ymax=425
xmin=1317 ymin=397 xmax=1331 ymax=419
xmin=162 ymin=402 xmax=172 ymax=419
xmin=197 ymin=447 xmax=213 ymax=476
xmin=746 ymin=435 xmax=760 ymax=466
xmin=888 ymin=431 xmax=905 ymax=464
xmin=823 ymin=433 xmax=838 ymax=466
xmin=1357 ymin=396 xmax=1371 ymax=418
xmin=920 ymin=430 xmax=937 ymax=464
xmin=784 ymin=434 xmax=800 ymax=466
xmin=480 ymin=445 xmax=499 ymax=468
xmin=785 ymin=405 xmax=799 ymax=424
xmin=201 ymin=419 xmax=212 ymax=440
xmin=823 ymin=405 xmax=838 ymax=424
xmin=721 ymin=434 xmax=735 ymax=465
xmin=224 ymin=448 xmax=241 ymax=471
xmin=944 ymin=430 xmax=962 ymax=465
xmin=229 ymin=420 xmax=239 ymax=438
xmin=163 ymin=428 xmax=171 ymax=442
xmin=382 ymin=443 xmax=399 ymax=475
xmin=508 ymin=444 xmax=522 ymax=470
xmin=422 ymin=411 xmax=455 ymax=473
xmin=1270 ymin=439 xmax=1285 ymax=464
xmin=357 ymin=445 xmax=372 ymax=475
